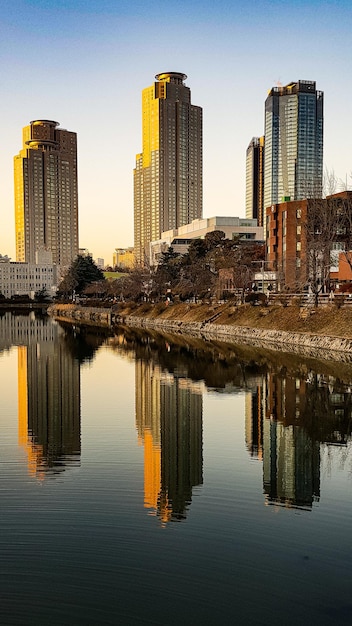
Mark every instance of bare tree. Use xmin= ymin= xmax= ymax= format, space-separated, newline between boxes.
xmin=302 ymin=197 xmax=347 ymax=304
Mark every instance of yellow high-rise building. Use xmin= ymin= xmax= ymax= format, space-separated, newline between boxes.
xmin=134 ymin=72 xmax=202 ymax=265
xmin=14 ymin=120 xmax=79 ymax=268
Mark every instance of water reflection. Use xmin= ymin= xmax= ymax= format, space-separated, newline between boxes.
xmin=246 ymin=370 xmax=352 ymax=510
xmin=135 ymin=361 xmax=203 ymax=523
xmin=3 ymin=314 xmax=352 ymax=512
xmin=111 ymin=328 xmax=352 ymax=515
xmin=0 ymin=313 xmax=106 ymax=478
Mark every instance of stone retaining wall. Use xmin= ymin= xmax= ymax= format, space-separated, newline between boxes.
xmin=48 ymin=304 xmax=352 ymax=361
xmin=48 ymin=304 xmax=111 ymax=326
xmin=121 ymin=314 xmax=352 ymax=362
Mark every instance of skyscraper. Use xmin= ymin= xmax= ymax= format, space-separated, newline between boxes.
xmin=14 ymin=120 xmax=79 ymax=268
xmin=264 ymin=81 xmax=323 ymax=210
xmin=134 ymin=72 xmax=202 ymax=265
xmin=245 ymin=136 xmax=265 ymax=226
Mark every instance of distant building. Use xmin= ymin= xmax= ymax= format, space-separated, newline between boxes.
xmin=113 ymin=247 xmax=135 ymax=270
xmin=150 ymin=216 xmax=264 ymax=266
xmin=14 ymin=120 xmax=79 ymax=269
xmin=264 ymin=81 xmax=323 ymax=209
xmin=134 ymin=72 xmax=202 ymax=264
xmin=96 ymin=258 xmax=104 ymax=269
xmin=0 ymin=254 xmax=56 ymax=299
xmin=246 ymin=136 xmax=264 ymax=226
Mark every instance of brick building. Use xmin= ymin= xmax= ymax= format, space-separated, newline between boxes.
xmin=266 ymin=192 xmax=352 ymax=290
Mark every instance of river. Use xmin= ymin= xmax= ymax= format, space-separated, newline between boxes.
xmin=0 ymin=312 xmax=352 ymax=625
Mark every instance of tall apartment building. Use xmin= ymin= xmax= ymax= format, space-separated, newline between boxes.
xmin=14 ymin=120 xmax=79 ymax=268
xmin=245 ymin=136 xmax=265 ymax=226
xmin=264 ymin=81 xmax=323 ymax=209
xmin=134 ymin=72 xmax=202 ymax=265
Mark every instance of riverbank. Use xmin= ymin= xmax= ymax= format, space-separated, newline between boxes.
xmin=48 ymin=301 xmax=352 ymax=359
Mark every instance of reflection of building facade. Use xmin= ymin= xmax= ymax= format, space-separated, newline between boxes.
xmin=7 ymin=314 xmax=81 ymax=477
xmin=246 ymin=371 xmax=321 ymax=510
xmin=245 ymin=388 xmax=263 ymax=460
xmin=135 ymin=360 xmax=203 ymax=522
xmin=263 ymin=373 xmax=320 ymax=509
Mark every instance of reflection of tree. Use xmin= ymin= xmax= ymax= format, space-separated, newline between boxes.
xmin=111 ymin=327 xmax=266 ymax=391
xmin=58 ymin=321 xmax=109 ymax=364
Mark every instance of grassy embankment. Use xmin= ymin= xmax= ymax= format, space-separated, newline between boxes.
xmin=116 ymin=300 xmax=352 ymax=339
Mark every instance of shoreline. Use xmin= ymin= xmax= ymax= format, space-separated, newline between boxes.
xmin=47 ymin=302 xmax=352 ymax=362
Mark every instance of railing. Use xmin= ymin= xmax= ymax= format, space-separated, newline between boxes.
xmin=267 ymin=293 xmax=352 ymax=307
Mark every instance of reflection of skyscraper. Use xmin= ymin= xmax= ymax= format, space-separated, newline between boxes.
xmin=14 ymin=119 xmax=78 ymax=267
xmin=245 ymin=388 xmax=263 ymax=460
xmin=134 ymin=72 xmax=202 ymax=264
xmin=262 ymin=372 xmax=320 ymax=510
xmin=13 ymin=315 xmax=81 ymax=477
xmin=135 ymin=360 xmax=203 ymax=523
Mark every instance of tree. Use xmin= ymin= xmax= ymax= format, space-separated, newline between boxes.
xmin=34 ymin=287 xmax=52 ymax=302
xmin=153 ymin=247 xmax=182 ymax=298
xmin=302 ymin=196 xmax=347 ymax=304
xmin=58 ymin=255 xmax=105 ymax=297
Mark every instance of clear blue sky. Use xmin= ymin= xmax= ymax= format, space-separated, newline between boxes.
xmin=1 ymin=0 xmax=351 ymax=264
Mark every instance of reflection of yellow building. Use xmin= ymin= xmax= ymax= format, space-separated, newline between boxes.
xmin=135 ymin=360 xmax=203 ymax=523
xmin=14 ymin=315 xmax=81 ymax=478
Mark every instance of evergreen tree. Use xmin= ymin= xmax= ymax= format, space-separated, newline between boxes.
xmin=59 ymin=255 xmax=105 ymax=296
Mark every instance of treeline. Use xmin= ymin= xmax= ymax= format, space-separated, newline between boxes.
xmin=57 ymin=232 xmax=264 ymax=303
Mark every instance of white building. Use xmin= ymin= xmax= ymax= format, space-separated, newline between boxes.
xmin=0 ymin=254 xmax=57 ymax=299
xmin=150 ymin=216 xmax=264 ymax=266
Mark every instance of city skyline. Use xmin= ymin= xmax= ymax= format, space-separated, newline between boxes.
xmin=1 ymin=1 xmax=352 ymax=264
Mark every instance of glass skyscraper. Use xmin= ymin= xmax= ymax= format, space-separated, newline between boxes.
xmin=264 ymin=81 xmax=323 ymax=209
xmin=134 ymin=72 xmax=202 ymax=265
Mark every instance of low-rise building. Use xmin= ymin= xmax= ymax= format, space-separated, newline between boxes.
xmin=150 ymin=216 xmax=264 ymax=266
xmin=266 ymin=192 xmax=352 ymax=290
xmin=0 ymin=254 xmax=56 ymax=299
xmin=113 ymin=247 xmax=135 ymax=270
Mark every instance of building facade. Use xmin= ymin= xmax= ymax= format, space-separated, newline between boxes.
xmin=113 ymin=247 xmax=135 ymax=269
xmin=266 ymin=192 xmax=352 ymax=290
xmin=246 ymin=136 xmax=265 ymax=226
xmin=134 ymin=72 xmax=202 ymax=265
xmin=0 ymin=254 xmax=56 ymax=299
xmin=14 ymin=120 xmax=79 ymax=268
xmin=150 ymin=216 xmax=263 ymax=266
xmin=264 ymin=81 xmax=323 ymax=209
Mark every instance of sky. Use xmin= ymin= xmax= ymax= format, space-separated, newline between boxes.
xmin=0 ymin=0 xmax=352 ymax=265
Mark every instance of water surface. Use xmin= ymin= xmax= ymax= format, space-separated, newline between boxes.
xmin=0 ymin=313 xmax=352 ymax=625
